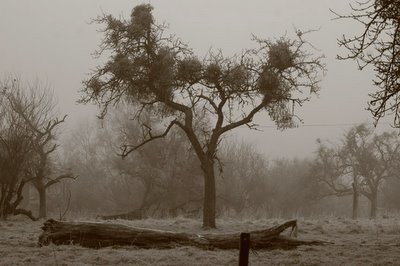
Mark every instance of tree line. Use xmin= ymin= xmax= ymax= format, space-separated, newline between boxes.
xmin=2 ymin=90 xmax=400 ymax=220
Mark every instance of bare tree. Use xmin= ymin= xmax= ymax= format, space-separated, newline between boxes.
xmin=0 ymin=78 xmax=36 ymax=220
xmin=312 ymin=124 xmax=400 ymax=218
xmin=217 ymin=140 xmax=270 ymax=215
xmin=60 ymin=120 xmax=114 ymax=213
xmin=333 ymin=0 xmax=400 ymax=126
xmin=348 ymin=126 xmax=400 ymax=218
xmin=61 ymin=109 xmax=202 ymax=218
xmin=80 ymin=4 xmax=325 ymax=228
xmin=106 ymin=107 xmax=203 ymax=218
xmin=266 ymin=158 xmax=316 ymax=217
xmin=3 ymin=78 xmax=73 ymax=219
xmin=312 ymin=139 xmax=359 ymax=219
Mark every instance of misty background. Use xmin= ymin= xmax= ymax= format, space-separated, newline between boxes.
xmin=0 ymin=0 xmax=393 ymax=159
xmin=1 ymin=0 xmax=399 ymax=221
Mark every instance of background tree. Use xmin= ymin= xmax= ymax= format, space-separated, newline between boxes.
xmin=0 ymin=78 xmax=73 ymax=219
xmin=0 ymin=80 xmax=36 ymax=220
xmin=108 ymin=106 xmax=204 ymax=218
xmin=217 ymin=139 xmax=270 ymax=215
xmin=60 ymin=120 xmax=114 ymax=214
xmin=382 ymin=177 xmax=400 ymax=211
xmin=266 ymin=158 xmax=316 ymax=217
xmin=61 ymin=107 xmax=203 ymax=218
xmin=334 ymin=0 xmax=400 ymax=126
xmin=312 ymin=124 xmax=400 ymax=218
xmin=356 ymin=127 xmax=400 ymax=218
xmin=81 ymin=4 xmax=325 ymax=228
xmin=6 ymin=82 xmax=73 ymax=218
xmin=311 ymin=139 xmax=358 ymax=218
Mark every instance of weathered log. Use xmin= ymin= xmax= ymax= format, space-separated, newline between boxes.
xmin=38 ymin=219 xmax=326 ymax=250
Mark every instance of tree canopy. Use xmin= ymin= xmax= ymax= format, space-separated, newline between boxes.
xmin=81 ymin=4 xmax=325 ymax=228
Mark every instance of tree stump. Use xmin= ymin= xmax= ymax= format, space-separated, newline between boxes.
xmin=38 ymin=219 xmax=326 ymax=250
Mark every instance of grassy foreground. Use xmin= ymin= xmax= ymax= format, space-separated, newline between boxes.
xmin=1 ymin=216 xmax=400 ymax=265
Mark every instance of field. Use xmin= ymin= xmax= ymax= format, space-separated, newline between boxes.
xmin=1 ymin=216 xmax=400 ymax=265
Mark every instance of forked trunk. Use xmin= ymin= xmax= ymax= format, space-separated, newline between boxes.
xmin=201 ymin=161 xmax=216 ymax=228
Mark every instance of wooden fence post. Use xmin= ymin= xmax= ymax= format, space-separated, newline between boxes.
xmin=239 ymin=232 xmax=250 ymax=266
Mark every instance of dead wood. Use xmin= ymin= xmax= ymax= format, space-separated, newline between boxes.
xmin=38 ymin=219 xmax=327 ymax=250
xmin=14 ymin=208 xmax=38 ymax=221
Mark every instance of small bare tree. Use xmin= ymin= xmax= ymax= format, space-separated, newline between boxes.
xmin=312 ymin=139 xmax=358 ymax=219
xmin=3 ymin=78 xmax=74 ymax=219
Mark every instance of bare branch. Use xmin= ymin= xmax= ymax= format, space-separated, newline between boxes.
xmin=45 ymin=174 xmax=78 ymax=189
xmin=334 ymin=0 xmax=400 ymax=127
xmin=120 ymin=119 xmax=180 ymax=158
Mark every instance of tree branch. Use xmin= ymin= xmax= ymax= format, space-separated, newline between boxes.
xmin=218 ymin=98 xmax=269 ymax=135
xmin=120 ymin=119 xmax=180 ymax=158
xmin=45 ymin=174 xmax=78 ymax=189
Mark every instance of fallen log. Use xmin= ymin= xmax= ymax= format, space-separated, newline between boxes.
xmin=38 ymin=219 xmax=326 ymax=250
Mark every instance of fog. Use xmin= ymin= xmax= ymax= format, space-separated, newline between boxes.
xmin=0 ymin=0 xmax=393 ymax=158
xmin=1 ymin=1 xmax=400 ymax=265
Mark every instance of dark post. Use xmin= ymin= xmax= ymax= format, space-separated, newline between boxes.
xmin=239 ymin=232 xmax=250 ymax=266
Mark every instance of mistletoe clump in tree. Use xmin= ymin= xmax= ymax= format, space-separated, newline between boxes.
xmin=81 ymin=4 xmax=325 ymax=228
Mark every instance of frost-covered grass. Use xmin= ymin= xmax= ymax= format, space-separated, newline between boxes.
xmin=1 ymin=216 xmax=400 ymax=265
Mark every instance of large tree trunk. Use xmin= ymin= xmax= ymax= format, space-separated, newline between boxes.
xmin=37 ymin=184 xmax=47 ymax=219
xmin=0 ymin=204 xmax=6 ymax=220
xmin=352 ymin=182 xmax=359 ymax=219
xmin=0 ymin=188 xmax=6 ymax=220
xmin=38 ymin=219 xmax=326 ymax=250
xmin=201 ymin=161 xmax=216 ymax=229
xmin=370 ymin=190 xmax=378 ymax=219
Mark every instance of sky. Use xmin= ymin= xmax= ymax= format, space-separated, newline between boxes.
xmin=0 ymin=0 xmax=394 ymax=159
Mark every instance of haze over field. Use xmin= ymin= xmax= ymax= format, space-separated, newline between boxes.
xmin=1 ymin=1 xmax=400 ymax=265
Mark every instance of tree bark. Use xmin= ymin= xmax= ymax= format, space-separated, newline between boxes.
xmin=38 ymin=219 xmax=326 ymax=250
xmin=0 ymin=204 xmax=6 ymax=220
xmin=37 ymin=184 xmax=47 ymax=219
xmin=370 ymin=190 xmax=378 ymax=219
xmin=352 ymin=182 xmax=359 ymax=219
xmin=201 ymin=161 xmax=216 ymax=228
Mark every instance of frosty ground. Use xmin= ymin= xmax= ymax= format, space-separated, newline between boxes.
xmin=1 ymin=216 xmax=400 ymax=265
